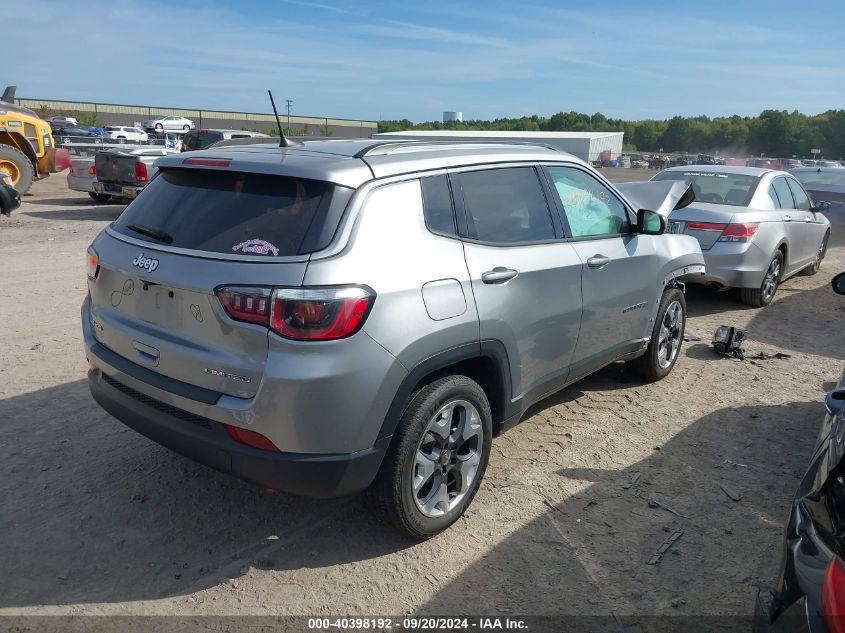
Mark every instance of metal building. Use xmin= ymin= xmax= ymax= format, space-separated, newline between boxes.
xmin=371 ymin=130 xmax=624 ymax=162
xmin=442 ymin=111 xmax=463 ymax=123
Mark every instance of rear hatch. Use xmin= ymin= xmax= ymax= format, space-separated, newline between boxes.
xmin=667 ymin=202 xmax=736 ymax=250
xmin=89 ymin=165 xmax=353 ymax=398
xmin=95 ymin=152 xmax=139 ymax=186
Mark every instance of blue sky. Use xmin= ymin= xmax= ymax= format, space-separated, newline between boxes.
xmin=12 ymin=0 xmax=845 ymax=122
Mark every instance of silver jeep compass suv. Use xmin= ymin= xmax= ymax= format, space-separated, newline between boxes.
xmin=82 ymin=139 xmax=704 ymax=538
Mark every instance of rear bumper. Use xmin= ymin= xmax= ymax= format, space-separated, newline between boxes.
xmin=94 ymin=181 xmax=141 ymax=198
xmin=67 ymin=173 xmax=95 ymax=193
xmin=694 ymin=241 xmax=770 ymax=289
xmin=88 ymin=366 xmax=390 ymax=498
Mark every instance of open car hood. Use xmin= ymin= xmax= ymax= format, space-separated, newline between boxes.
xmin=615 ymin=180 xmax=695 ymax=217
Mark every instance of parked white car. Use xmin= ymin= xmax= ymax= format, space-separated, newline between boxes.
xmin=142 ymin=115 xmax=194 ymax=132
xmin=103 ymin=126 xmax=148 ymax=143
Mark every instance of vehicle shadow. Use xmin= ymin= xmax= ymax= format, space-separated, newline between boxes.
xmin=21 ymin=205 xmax=125 ymax=222
xmin=0 ymin=379 xmax=414 ymax=609
xmin=419 ymin=398 xmax=822 ymax=618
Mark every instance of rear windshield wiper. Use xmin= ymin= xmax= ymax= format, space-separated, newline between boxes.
xmin=126 ymin=224 xmax=173 ymax=244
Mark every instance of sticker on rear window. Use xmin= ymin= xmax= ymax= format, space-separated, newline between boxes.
xmin=232 ymin=238 xmax=280 ymax=256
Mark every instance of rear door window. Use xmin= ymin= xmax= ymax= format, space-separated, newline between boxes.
xmin=420 ymin=174 xmax=456 ymax=235
xmin=456 ymin=167 xmax=555 ymax=243
xmin=786 ymin=178 xmax=812 ymax=210
xmin=772 ymin=177 xmax=795 ymax=209
xmin=112 ymin=169 xmax=353 ymax=256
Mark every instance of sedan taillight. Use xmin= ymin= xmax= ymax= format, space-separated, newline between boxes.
xmin=718 ymin=222 xmax=759 ymax=242
xmin=216 ymin=286 xmax=375 ymax=341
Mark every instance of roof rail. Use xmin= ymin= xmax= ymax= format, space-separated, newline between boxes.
xmin=354 ymin=140 xmax=561 ymax=158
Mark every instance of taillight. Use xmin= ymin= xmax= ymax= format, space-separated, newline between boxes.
xmin=86 ymin=246 xmax=100 ymax=281
xmin=719 ymin=222 xmax=759 ymax=242
xmin=687 ymin=221 xmax=727 ymax=231
xmin=270 ymin=287 xmax=374 ymax=340
xmin=224 ymin=424 xmax=279 ymax=452
xmin=135 ymin=161 xmax=148 ymax=182
xmin=216 ymin=286 xmax=375 ymax=341
xmin=88 ymin=165 xmax=96 ymax=176
xmin=822 ymin=556 xmax=845 ymax=633
xmin=216 ymin=287 xmax=271 ymax=326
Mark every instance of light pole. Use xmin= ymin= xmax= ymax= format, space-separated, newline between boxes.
xmin=285 ymin=99 xmax=293 ymax=133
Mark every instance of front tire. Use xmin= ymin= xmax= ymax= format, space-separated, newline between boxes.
xmin=800 ymin=232 xmax=829 ymax=276
xmin=0 ymin=145 xmax=36 ymax=195
xmin=626 ymin=287 xmax=686 ymax=381
xmin=740 ymin=250 xmax=783 ymax=307
xmin=183 ymin=125 xmax=190 ymax=131
xmin=368 ymin=375 xmax=492 ymax=539
xmin=155 ymin=124 xmax=163 ymax=132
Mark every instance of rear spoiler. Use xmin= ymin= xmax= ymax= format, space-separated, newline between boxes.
xmin=615 ymin=180 xmax=695 ymax=217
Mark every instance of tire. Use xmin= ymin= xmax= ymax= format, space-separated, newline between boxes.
xmin=740 ymin=250 xmax=783 ymax=307
xmin=155 ymin=124 xmax=163 ymax=132
xmin=88 ymin=192 xmax=111 ymax=202
xmin=0 ymin=145 xmax=36 ymax=195
xmin=368 ymin=375 xmax=492 ymax=539
xmin=183 ymin=124 xmax=190 ymax=131
xmin=626 ymin=287 xmax=686 ymax=381
xmin=799 ymin=232 xmax=829 ymax=276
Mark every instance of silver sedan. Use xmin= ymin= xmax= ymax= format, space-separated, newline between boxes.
xmin=652 ymin=165 xmax=831 ymax=307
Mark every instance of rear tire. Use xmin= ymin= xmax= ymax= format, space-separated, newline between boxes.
xmin=740 ymin=251 xmax=783 ymax=307
xmin=626 ymin=287 xmax=686 ymax=381
xmin=155 ymin=124 xmax=163 ymax=132
xmin=368 ymin=375 xmax=492 ymax=539
xmin=0 ymin=145 xmax=35 ymax=195
xmin=799 ymin=232 xmax=829 ymax=276
xmin=88 ymin=192 xmax=111 ymax=203
xmin=183 ymin=124 xmax=190 ymax=131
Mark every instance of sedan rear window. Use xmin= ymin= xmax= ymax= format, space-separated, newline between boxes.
xmin=182 ymin=132 xmax=224 ymax=151
xmin=112 ymin=169 xmax=353 ymax=256
xmin=652 ymin=171 xmax=757 ymax=206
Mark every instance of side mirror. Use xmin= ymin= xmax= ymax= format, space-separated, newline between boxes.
xmin=637 ymin=209 xmax=665 ymax=235
xmin=833 ymin=272 xmax=845 ymax=295
xmin=813 ymin=200 xmax=832 ymax=213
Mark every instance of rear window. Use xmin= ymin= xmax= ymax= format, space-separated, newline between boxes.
xmin=652 ymin=171 xmax=757 ymax=206
xmin=182 ymin=132 xmax=224 ymax=151
xmin=112 ymin=169 xmax=353 ymax=256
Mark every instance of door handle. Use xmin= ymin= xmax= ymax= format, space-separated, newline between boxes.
xmin=481 ymin=267 xmax=518 ymax=284
xmin=783 ymin=214 xmax=792 ymax=222
xmin=587 ymin=255 xmax=611 ymax=269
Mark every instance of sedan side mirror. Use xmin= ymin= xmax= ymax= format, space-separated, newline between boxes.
xmin=813 ymin=200 xmax=832 ymax=212
xmin=637 ymin=209 xmax=665 ymax=235
xmin=833 ymin=272 xmax=845 ymax=295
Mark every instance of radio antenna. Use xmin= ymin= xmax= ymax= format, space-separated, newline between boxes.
xmin=268 ymin=90 xmax=300 ymax=148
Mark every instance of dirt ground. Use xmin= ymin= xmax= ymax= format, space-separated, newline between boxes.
xmin=1 ymin=169 xmax=844 ymax=621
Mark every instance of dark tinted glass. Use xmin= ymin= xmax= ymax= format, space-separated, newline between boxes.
xmin=113 ymin=168 xmax=352 ymax=256
xmin=652 ymin=171 xmax=756 ymax=206
xmin=786 ymin=178 xmax=812 ymax=210
xmin=458 ymin=167 xmax=554 ymax=243
xmin=182 ymin=131 xmax=224 ymax=151
xmin=772 ymin=177 xmax=795 ymax=209
xmin=421 ymin=175 xmax=456 ymax=235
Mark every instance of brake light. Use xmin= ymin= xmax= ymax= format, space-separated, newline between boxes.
xmin=216 ymin=287 xmax=271 ymax=326
xmin=687 ymin=221 xmax=727 ymax=231
xmin=86 ymin=246 xmax=100 ymax=281
xmin=270 ymin=287 xmax=374 ymax=340
xmin=183 ymin=157 xmax=231 ymax=167
xmin=719 ymin=222 xmax=759 ymax=242
xmin=224 ymin=424 xmax=279 ymax=452
xmin=216 ymin=286 xmax=375 ymax=341
xmin=88 ymin=165 xmax=96 ymax=176
xmin=134 ymin=161 xmax=148 ymax=182
xmin=822 ymin=556 xmax=845 ymax=633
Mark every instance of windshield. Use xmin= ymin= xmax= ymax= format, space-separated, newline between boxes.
xmin=651 ymin=170 xmax=757 ymax=206
xmin=112 ymin=168 xmax=353 ymax=256
xmin=793 ymin=170 xmax=845 ymax=188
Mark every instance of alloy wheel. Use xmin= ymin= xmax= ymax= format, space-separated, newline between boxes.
xmin=657 ymin=300 xmax=684 ymax=369
xmin=761 ymin=256 xmax=781 ymax=303
xmin=412 ymin=399 xmax=484 ymax=518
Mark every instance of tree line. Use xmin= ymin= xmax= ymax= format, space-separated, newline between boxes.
xmin=378 ymin=109 xmax=845 ymax=158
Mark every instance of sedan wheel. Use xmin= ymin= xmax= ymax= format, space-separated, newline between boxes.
xmin=740 ymin=251 xmax=784 ymax=308
xmin=183 ymin=124 xmax=190 ymax=131
xmin=800 ymin=232 xmax=829 ymax=276
xmin=155 ymin=124 xmax=163 ymax=132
